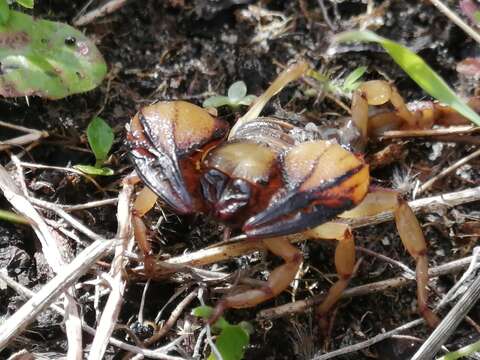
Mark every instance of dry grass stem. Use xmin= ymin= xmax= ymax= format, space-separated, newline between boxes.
xmin=257 ymin=251 xmax=479 ymax=320
xmin=144 ymin=289 xmax=199 ymax=347
xmin=312 ymin=319 xmax=425 ymax=360
xmin=418 ymin=147 xmax=480 ymax=194
xmin=429 ymin=0 xmax=480 ymax=44
xmin=30 ymin=197 xmax=109 ymax=242
xmin=411 ymin=258 xmax=480 ymax=359
xmin=379 ymin=125 xmax=479 ymax=138
xmin=0 ymin=272 xmax=187 ymax=359
xmin=0 ymin=237 xmax=115 ymax=349
xmin=60 ymin=198 xmax=118 ymax=211
xmin=87 ymin=181 xmax=133 ymax=360
xmin=356 ymin=246 xmax=415 ymax=277
xmin=17 ymin=161 xmax=104 ymax=192
xmin=0 ymin=164 xmax=83 ymax=357
xmin=0 ymin=120 xmax=48 ymax=151
xmin=74 ymin=0 xmax=128 ymax=26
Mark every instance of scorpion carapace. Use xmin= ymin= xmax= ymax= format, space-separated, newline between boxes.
xmin=128 ymin=102 xmax=370 ymax=237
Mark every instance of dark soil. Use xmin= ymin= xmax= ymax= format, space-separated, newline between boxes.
xmin=1 ymin=0 xmax=480 ymax=359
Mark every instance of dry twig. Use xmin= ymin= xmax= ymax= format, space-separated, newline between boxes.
xmin=0 ymin=271 xmax=186 ymax=360
xmin=411 ymin=257 xmax=480 ymax=359
xmin=87 ymin=181 xmax=133 ymax=359
xmin=0 ymin=237 xmax=115 ymax=349
xmin=311 ymin=319 xmax=425 ymax=360
xmin=73 ymin=0 xmax=129 ymax=26
xmin=418 ymin=147 xmax=480 ymax=194
xmin=0 ymin=164 xmax=83 ymax=358
xmin=429 ymin=0 xmax=480 ymax=44
xmin=0 ymin=121 xmax=48 ymax=151
xmin=256 ymin=252 xmax=476 ymax=320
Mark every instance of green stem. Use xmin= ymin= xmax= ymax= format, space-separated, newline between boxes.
xmin=438 ymin=339 xmax=480 ymax=360
xmin=0 ymin=209 xmax=30 ymax=225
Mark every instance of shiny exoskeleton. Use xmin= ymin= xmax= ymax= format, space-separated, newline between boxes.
xmin=127 ymin=101 xmax=369 ymax=239
xmin=126 ymin=65 xmax=444 ymax=330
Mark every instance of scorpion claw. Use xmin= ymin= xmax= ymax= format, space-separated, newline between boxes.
xmin=244 ymin=140 xmax=370 ymax=239
xmin=127 ymin=100 xmax=229 ymax=214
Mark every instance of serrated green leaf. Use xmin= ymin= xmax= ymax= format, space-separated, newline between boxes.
xmin=15 ymin=0 xmax=33 ymax=9
xmin=334 ymin=30 xmax=480 ymax=126
xmin=207 ymin=325 xmax=249 ymax=360
xmin=343 ymin=66 xmax=367 ymax=91
xmin=0 ymin=0 xmax=10 ymax=25
xmin=87 ymin=116 xmax=114 ymax=165
xmin=228 ymin=81 xmax=247 ymax=103
xmin=238 ymin=94 xmax=257 ymax=106
xmin=0 ymin=10 xmax=106 ymax=99
xmin=74 ymin=164 xmax=114 ymax=176
xmin=203 ymin=95 xmax=231 ymax=108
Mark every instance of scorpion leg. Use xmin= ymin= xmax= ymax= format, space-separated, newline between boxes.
xmin=132 ymin=186 xmax=159 ymax=275
xmin=211 ymin=236 xmax=302 ymax=322
xmin=309 ymin=223 xmax=356 ymax=332
xmin=394 ymin=199 xmax=440 ymax=327
xmin=340 ymin=189 xmax=440 ymax=327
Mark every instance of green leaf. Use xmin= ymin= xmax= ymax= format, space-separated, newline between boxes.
xmin=191 ymin=306 xmax=229 ymax=331
xmin=0 ymin=10 xmax=107 ymax=99
xmin=87 ymin=116 xmax=114 ymax=165
xmin=15 ymin=0 xmax=33 ymax=9
xmin=343 ymin=66 xmax=367 ymax=91
xmin=203 ymin=95 xmax=231 ymax=108
xmin=207 ymin=325 xmax=249 ymax=360
xmin=228 ymin=81 xmax=247 ymax=103
xmin=0 ymin=0 xmax=10 ymax=25
xmin=74 ymin=164 xmax=114 ymax=176
xmin=237 ymin=94 xmax=257 ymax=106
xmin=334 ymin=30 xmax=480 ymax=126
xmin=192 ymin=305 xmax=214 ymax=318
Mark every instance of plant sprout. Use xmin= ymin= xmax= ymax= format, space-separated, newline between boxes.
xmin=74 ymin=117 xmax=114 ymax=176
xmin=203 ymin=81 xmax=256 ymax=109
xmin=192 ymin=305 xmax=252 ymax=360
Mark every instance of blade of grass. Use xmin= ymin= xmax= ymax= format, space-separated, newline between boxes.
xmin=334 ymin=30 xmax=480 ymax=126
xmin=0 ymin=209 xmax=30 ymax=224
xmin=438 ymin=338 xmax=480 ymax=360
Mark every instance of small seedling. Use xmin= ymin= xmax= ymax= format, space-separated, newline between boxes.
xmin=0 ymin=0 xmax=106 ymax=99
xmin=308 ymin=65 xmax=367 ymax=97
xmin=74 ymin=117 xmax=114 ymax=176
xmin=335 ymin=30 xmax=480 ymax=126
xmin=192 ymin=306 xmax=252 ymax=360
xmin=342 ymin=66 xmax=367 ymax=92
xmin=203 ymin=81 xmax=257 ymax=109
